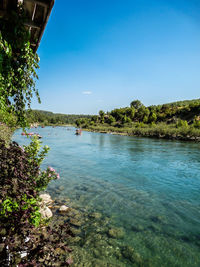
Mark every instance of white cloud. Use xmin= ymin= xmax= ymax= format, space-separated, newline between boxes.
xmin=82 ymin=91 xmax=92 ymax=95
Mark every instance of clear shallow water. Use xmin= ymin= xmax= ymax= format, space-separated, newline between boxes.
xmin=14 ymin=127 xmax=200 ymax=266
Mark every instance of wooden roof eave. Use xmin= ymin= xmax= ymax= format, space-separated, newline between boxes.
xmin=0 ymin=0 xmax=55 ymax=52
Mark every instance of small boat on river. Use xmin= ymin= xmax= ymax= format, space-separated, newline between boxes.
xmin=21 ymin=132 xmax=42 ymax=138
xmin=75 ymin=129 xmax=82 ymax=135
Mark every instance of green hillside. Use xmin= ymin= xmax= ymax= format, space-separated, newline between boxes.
xmin=27 ymin=110 xmax=92 ymax=126
xmin=77 ymin=99 xmax=200 ymax=141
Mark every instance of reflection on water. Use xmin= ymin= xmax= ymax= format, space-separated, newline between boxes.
xmin=13 ymin=127 xmax=200 ymax=266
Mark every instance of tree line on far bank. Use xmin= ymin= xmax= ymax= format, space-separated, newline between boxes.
xmin=26 ymin=110 xmax=92 ymax=126
xmin=9 ymin=98 xmax=200 ymax=132
xmin=75 ymin=99 xmax=200 ymax=130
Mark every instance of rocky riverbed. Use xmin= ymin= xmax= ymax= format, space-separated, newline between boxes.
xmin=44 ymin=192 xmax=146 ymax=267
xmin=14 ymin=128 xmax=200 ymax=267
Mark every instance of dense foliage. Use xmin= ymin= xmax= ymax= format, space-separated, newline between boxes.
xmin=0 ymin=7 xmax=40 ymax=127
xmin=78 ymin=99 xmax=200 ymax=141
xmin=0 ymin=137 xmax=73 ymax=266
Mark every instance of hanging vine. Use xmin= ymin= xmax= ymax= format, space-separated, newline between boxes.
xmin=0 ymin=6 xmax=40 ymax=127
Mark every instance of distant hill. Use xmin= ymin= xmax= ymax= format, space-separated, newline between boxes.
xmin=84 ymin=98 xmax=200 ymax=127
xmin=147 ymin=99 xmax=200 ymax=123
xmin=27 ymin=110 xmax=92 ymax=125
xmin=27 ymin=98 xmax=200 ymax=127
xmin=149 ymin=99 xmax=200 ymax=108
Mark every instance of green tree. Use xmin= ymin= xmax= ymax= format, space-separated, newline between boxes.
xmin=122 ymin=115 xmax=128 ymax=124
xmin=110 ymin=109 xmax=124 ymax=121
xmin=136 ymin=106 xmax=148 ymax=121
xmin=126 ymin=117 xmax=132 ymax=123
xmin=107 ymin=115 xmax=116 ymax=124
xmin=193 ymin=119 xmax=200 ymax=128
xmin=125 ymin=107 xmax=135 ymax=120
xmin=130 ymin=100 xmax=144 ymax=110
xmin=99 ymin=110 xmax=105 ymax=123
xmin=176 ymin=120 xmax=188 ymax=128
xmin=143 ymin=115 xmax=148 ymax=123
xmin=99 ymin=110 xmax=105 ymax=118
xmin=91 ymin=115 xmax=98 ymax=123
xmin=149 ymin=112 xmax=157 ymax=123
xmin=75 ymin=119 xmax=81 ymax=127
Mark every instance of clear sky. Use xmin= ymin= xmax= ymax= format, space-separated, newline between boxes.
xmin=33 ymin=0 xmax=200 ymax=115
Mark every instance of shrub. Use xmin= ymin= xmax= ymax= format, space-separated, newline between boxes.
xmin=176 ymin=120 xmax=188 ymax=128
xmin=193 ymin=120 xmax=200 ymax=129
xmin=0 ymin=137 xmax=73 ymax=266
xmin=107 ymin=115 xmax=116 ymax=124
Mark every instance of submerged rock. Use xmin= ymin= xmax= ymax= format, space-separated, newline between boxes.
xmin=108 ymin=227 xmax=125 ymax=239
xmin=150 ymin=215 xmax=163 ymax=224
xmin=54 ymin=247 xmax=66 ymax=255
xmin=70 ymin=236 xmax=81 ymax=244
xmin=59 ymin=205 xmax=70 ymax=213
xmin=71 ymin=227 xmax=81 ymax=235
xmin=131 ymin=224 xmax=144 ymax=232
xmin=90 ymin=212 xmax=102 ymax=219
xmin=121 ymin=245 xmax=142 ymax=264
xmin=58 ymin=185 xmax=65 ymax=191
xmin=70 ymin=218 xmax=83 ymax=227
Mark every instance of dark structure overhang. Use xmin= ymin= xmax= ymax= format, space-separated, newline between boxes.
xmin=0 ymin=0 xmax=55 ymax=51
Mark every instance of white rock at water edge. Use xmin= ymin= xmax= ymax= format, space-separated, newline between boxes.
xmin=39 ymin=193 xmax=53 ymax=206
xmin=59 ymin=205 xmax=70 ymax=212
xmin=40 ymin=206 xmax=53 ymax=219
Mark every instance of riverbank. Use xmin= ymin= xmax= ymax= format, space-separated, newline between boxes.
xmin=83 ymin=123 xmax=200 ymax=142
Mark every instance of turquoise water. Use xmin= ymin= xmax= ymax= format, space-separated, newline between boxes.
xmin=14 ymin=127 xmax=200 ymax=266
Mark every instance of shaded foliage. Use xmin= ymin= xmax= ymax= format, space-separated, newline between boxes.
xmin=0 ymin=139 xmax=73 ymax=266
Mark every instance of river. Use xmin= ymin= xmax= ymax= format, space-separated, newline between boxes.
xmin=13 ymin=126 xmax=200 ymax=267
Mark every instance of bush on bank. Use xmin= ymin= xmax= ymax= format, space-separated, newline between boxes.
xmin=0 ymin=136 xmax=73 ymax=266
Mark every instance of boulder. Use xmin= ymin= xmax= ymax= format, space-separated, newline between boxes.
xmin=108 ymin=227 xmax=125 ymax=239
xmin=121 ymin=245 xmax=142 ymax=264
xmin=70 ymin=218 xmax=83 ymax=227
xmin=40 ymin=206 xmax=53 ymax=219
xmin=59 ymin=205 xmax=70 ymax=213
xmin=39 ymin=194 xmax=53 ymax=206
xmin=58 ymin=186 xmax=65 ymax=191
xmin=90 ymin=212 xmax=102 ymax=219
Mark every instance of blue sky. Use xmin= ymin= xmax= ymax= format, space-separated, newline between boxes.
xmin=33 ymin=0 xmax=200 ymax=114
